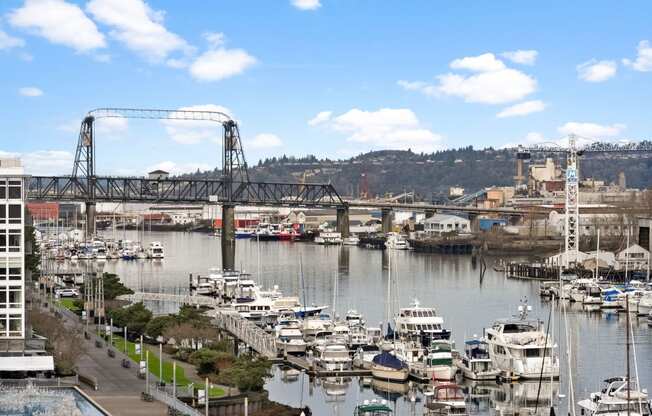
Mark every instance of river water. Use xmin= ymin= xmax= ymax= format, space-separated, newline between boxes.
xmin=99 ymin=230 xmax=652 ymax=416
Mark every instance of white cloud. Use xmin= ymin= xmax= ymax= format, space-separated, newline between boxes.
xmin=501 ymin=50 xmax=538 ymax=65
xmin=0 ymin=29 xmax=25 ymax=49
xmin=203 ymin=32 xmax=225 ymax=48
xmin=436 ymin=68 xmax=537 ymax=104
xmin=0 ymin=149 xmax=74 ymax=175
xmin=189 ymin=48 xmax=256 ymax=81
xmin=496 ymin=100 xmax=545 ymax=118
xmin=86 ymin=0 xmax=191 ymax=62
xmin=291 ymin=0 xmax=322 ymax=10
xmin=9 ymin=0 xmax=105 ymax=53
xmin=313 ymin=108 xmax=443 ymax=152
xmin=18 ymin=86 xmax=43 ymax=97
xmin=450 ymin=53 xmax=505 ymax=72
xmin=576 ymin=59 xmax=617 ymax=82
xmin=246 ymin=133 xmax=283 ymax=150
xmin=400 ymin=53 xmax=537 ymax=104
xmin=558 ymin=122 xmax=626 ymax=138
xmin=308 ymin=111 xmax=332 ymax=126
xmin=95 ymin=116 xmax=128 ymax=138
xmin=162 ymin=104 xmax=233 ymax=145
xmin=146 ymin=161 xmax=212 ymax=176
xmin=623 ymin=40 xmax=652 ymax=72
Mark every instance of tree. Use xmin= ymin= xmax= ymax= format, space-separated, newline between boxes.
xmin=29 ymin=309 xmax=85 ymax=375
xmin=108 ymin=302 xmax=152 ymax=335
xmin=163 ymin=322 xmax=217 ymax=348
xmin=217 ymin=354 xmax=272 ymax=392
xmin=145 ymin=315 xmax=177 ymax=339
xmin=24 ymin=223 xmax=40 ymax=277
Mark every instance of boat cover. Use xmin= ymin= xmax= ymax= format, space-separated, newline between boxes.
xmin=372 ymin=352 xmax=407 ymax=370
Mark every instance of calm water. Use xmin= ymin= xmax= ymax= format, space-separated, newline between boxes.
xmin=99 ymin=230 xmax=652 ymax=416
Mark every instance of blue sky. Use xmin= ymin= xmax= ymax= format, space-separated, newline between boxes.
xmin=1 ymin=0 xmax=651 ymax=175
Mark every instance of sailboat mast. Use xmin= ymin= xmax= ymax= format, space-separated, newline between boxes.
xmin=626 ymin=293 xmax=631 ymax=416
xmin=594 ymin=229 xmax=600 ymax=280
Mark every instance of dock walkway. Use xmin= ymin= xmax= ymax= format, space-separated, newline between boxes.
xmin=212 ymin=311 xmax=278 ymax=359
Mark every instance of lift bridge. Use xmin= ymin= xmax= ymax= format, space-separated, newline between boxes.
xmin=27 ymin=108 xmax=345 ymax=270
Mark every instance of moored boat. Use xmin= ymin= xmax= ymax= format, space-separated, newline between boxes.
xmin=371 ymin=346 xmax=409 ymax=382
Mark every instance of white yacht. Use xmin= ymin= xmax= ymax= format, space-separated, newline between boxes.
xmin=345 ymin=309 xmax=365 ymax=327
xmin=578 ymin=377 xmax=651 ymax=416
xmin=395 ymin=299 xmax=451 ymax=341
xmin=147 ymin=241 xmax=165 ymax=259
xmin=485 ymin=302 xmax=559 ymax=380
xmin=343 ymin=236 xmax=360 ymax=246
xmin=456 ymin=338 xmax=500 ymax=381
xmin=276 ymin=325 xmax=307 ymax=355
xmin=569 ymin=279 xmax=599 ymax=303
xmin=638 ymin=292 xmax=652 ymax=316
xmin=314 ymin=231 xmax=343 ymax=245
xmin=385 ymin=233 xmax=410 ymax=250
xmin=422 ymin=339 xmax=456 ymax=381
xmin=314 ymin=343 xmax=352 ymax=371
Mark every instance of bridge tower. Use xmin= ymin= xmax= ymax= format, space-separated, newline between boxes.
xmin=221 ymin=120 xmax=249 ymax=271
xmin=72 ymin=116 xmax=96 ymax=238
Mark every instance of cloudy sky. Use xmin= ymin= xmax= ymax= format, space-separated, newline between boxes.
xmin=1 ymin=0 xmax=651 ymax=175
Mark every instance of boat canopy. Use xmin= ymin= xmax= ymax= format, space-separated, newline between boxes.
xmin=372 ymin=352 xmax=407 ymax=370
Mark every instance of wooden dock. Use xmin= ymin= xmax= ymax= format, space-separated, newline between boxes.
xmin=409 ymin=239 xmax=474 ymax=254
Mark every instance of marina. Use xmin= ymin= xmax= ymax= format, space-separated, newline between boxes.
xmin=49 ymin=229 xmax=652 ymax=415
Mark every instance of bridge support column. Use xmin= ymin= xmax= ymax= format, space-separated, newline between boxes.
xmin=469 ymin=213 xmax=480 ymax=233
xmin=381 ymin=208 xmax=392 ymax=234
xmin=221 ymin=204 xmax=236 ymax=271
xmin=336 ymin=207 xmax=350 ymax=238
xmin=85 ymin=202 xmax=96 ymax=238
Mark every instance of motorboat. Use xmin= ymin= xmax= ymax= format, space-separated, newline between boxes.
xmin=293 ymin=305 xmax=329 ymax=319
xmin=345 ymin=309 xmax=365 ymax=327
xmin=315 ymin=231 xmax=343 ymax=245
xmin=195 ymin=281 xmax=216 ymax=296
xmin=366 ymin=327 xmax=383 ymax=345
xmin=395 ymin=298 xmax=451 ymax=341
xmin=146 ymin=241 xmax=165 ymax=259
xmin=314 ymin=343 xmax=352 ymax=371
xmin=485 ymin=301 xmax=559 ymax=380
xmin=639 ymin=292 xmax=652 ymax=316
xmin=385 ymin=233 xmax=410 ymax=250
xmin=254 ymin=223 xmax=280 ymax=241
xmin=94 ymin=246 xmax=107 ymax=261
xmin=235 ymin=228 xmax=255 ymax=239
xmin=371 ymin=346 xmax=409 ymax=382
xmin=353 ymin=344 xmax=381 ymax=369
xmin=423 ymin=384 xmax=468 ymax=416
xmin=276 ymin=326 xmax=307 ymax=355
xmin=601 ymin=287 xmax=624 ymax=309
xmin=322 ymin=376 xmax=351 ymax=397
xmin=343 ymin=236 xmax=360 ymax=246
xmin=302 ymin=317 xmax=333 ymax=341
xmin=456 ymin=338 xmax=500 ymax=381
xmin=577 ymin=377 xmax=651 ymax=416
xmin=353 ymin=400 xmax=393 ymax=415
xmin=348 ymin=324 xmax=368 ymax=349
xmin=569 ymin=279 xmax=598 ymax=303
xmin=278 ymin=226 xmax=299 ymax=241
xmin=423 ymin=339 xmax=456 ymax=381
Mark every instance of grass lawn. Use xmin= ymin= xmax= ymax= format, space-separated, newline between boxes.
xmin=57 ymin=298 xmax=80 ymax=312
xmin=111 ymin=336 xmax=224 ymax=397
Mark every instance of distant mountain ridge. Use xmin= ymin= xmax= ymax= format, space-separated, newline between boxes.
xmin=184 ymin=147 xmax=652 ymax=198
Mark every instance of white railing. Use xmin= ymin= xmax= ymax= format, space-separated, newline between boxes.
xmin=117 ymin=292 xmax=221 ymax=308
xmin=212 ymin=312 xmax=277 ymax=358
xmin=149 ymin=383 xmax=203 ymax=416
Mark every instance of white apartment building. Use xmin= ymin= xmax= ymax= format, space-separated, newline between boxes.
xmin=0 ymin=159 xmax=25 ymax=342
xmin=423 ymin=214 xmax=471 ymax=235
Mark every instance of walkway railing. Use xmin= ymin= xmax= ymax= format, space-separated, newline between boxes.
xmin=149 ymin=383 xmax=203 ymax=416
xmin=117 ymin=292 xmax=221 ymax=308
xmin=212 ymin=312 xmax=277 ymax=359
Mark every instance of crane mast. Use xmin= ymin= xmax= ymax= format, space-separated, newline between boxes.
xmin=564 ymin=134 xmax=580 ymax=267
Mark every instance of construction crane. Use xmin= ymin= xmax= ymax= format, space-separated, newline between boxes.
xmin=515 ymin=134 xmax=652 ymax=267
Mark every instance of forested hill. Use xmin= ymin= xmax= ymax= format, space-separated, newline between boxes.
xmin=185 ymin=147 xmax=652 ymax=198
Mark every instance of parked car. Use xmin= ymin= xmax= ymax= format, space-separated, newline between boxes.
xmin=56 ymin=288 xmax=79 ymax=298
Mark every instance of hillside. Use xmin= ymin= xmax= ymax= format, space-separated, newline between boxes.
xmin=185 ymin=147 xmax=652 ymax=199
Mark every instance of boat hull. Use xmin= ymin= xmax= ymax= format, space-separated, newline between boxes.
xmin=371 ymin=364 xmax=409 ymax=382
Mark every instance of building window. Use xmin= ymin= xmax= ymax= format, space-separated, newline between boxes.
xmin=9 ymin=230 xmax=21 ymax=252
xmin=0 ymin=205 xmax=5 ymax=223
xmin=9 ymin=267 xmax=21 ymax=280
xmin=0 ymin=314 xmax=6 ymax=334
xmin=8 ymin=204 xmax=21 ymax=224
xmin=8 ymin=287 xmax=21 ymax=308
xmin=0 ymin=233 xmax=5 ymax=252
xmin=9 ymin=314 xmax=21 ymax=337
xmin=8 ymin=181 xmax=22 ymax=199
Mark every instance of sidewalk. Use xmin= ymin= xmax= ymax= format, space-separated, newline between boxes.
xmin=42 ymin=300 xmax=169 ymax=415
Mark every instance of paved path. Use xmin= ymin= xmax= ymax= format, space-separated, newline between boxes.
xmin=43 ymin=301 xmax=169 ymax=416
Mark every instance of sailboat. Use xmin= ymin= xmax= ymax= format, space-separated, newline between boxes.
xmin=578 ymin=295 xmax=652 ymax=416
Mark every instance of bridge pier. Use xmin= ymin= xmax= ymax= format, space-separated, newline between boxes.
xmin=85 ymin=201 xmax=96 ymax=238
xmin=221 ymin=204 xmax=236 ymax=271
xmin=381 ymin=208 xmax=392 ymax=234
xmin=336 ymin=206 xmax=350 ymax=238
